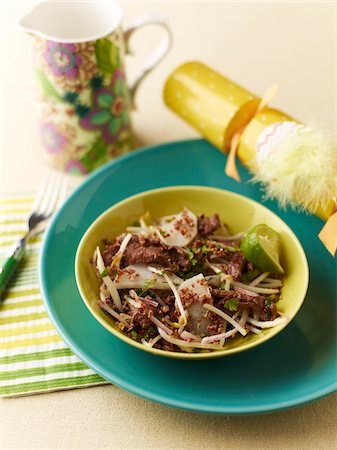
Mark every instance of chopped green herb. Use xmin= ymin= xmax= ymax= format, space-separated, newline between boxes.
xmin=130 ymin=330 xmax=138 ymax=340
xmin=99 ymin=268 xmax=109 ymax=278
xmin=224 ymin=298 xmax=239 ymax=312
xmin=148 ymin=327 xmax=156 ymax=335
xmin=187 ymin=249 xmax=194 ymax=260
xmin=264 ymin=298 xmax=273 ymax=319
xmin=187 ymin=249 xmax=198 ymax=267
xmin=265 ymin=298 xmax=273 ymax=308
xmin=143 ymin=278 xmax=153 ymax=291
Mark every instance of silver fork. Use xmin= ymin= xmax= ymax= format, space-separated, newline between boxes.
xmin=0 ymin=170 xmax=69 ymax=298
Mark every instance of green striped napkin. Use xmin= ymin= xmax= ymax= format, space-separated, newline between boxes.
xmin=0 ymin=194 xmax=107 ymax=397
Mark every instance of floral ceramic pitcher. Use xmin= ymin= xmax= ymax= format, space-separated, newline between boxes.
xmin=20 ymin=1 xmax=172 ymax=174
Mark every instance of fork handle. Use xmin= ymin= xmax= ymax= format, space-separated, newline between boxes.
xmin=0 ymin=239 xmax=26 ymax=299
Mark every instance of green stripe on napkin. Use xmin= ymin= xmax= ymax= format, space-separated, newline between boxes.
xmin=0 ymin=194 xmax=107 ymax=397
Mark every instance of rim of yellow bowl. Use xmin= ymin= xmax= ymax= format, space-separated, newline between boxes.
xmin=75 ymin=185 xmax=309 ymax=360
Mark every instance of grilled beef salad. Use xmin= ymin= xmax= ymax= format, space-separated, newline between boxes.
xmin=93 ymin=209 xmax=286 ymax=353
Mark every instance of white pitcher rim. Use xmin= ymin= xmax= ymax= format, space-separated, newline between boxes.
xmin=19 ymin=1 xmax=124 ymax=43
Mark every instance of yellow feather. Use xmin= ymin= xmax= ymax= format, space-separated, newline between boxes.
xmin=250 ymin=123 xmax=337 ymax=214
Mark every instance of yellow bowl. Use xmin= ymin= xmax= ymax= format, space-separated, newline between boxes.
xmin=75 ymin=186 xmax=309 ymax=359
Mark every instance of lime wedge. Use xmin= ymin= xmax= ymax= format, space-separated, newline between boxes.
xmin=240 ymin=224 xmax=284 ymax=274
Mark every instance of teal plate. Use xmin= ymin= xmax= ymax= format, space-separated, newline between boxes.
xmin=40 ymin=139 xmax=337 ymax=414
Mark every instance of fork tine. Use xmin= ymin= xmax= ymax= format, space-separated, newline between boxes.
xmin=49 ymin=172 xmax=69 ymax=213
xmin=36 ymin=170 xmax=58 ymax=217
xmin=31 ymin=170 xmax=53 ymax=214
xmin=42 ymin=170 xmax=65 ymax=217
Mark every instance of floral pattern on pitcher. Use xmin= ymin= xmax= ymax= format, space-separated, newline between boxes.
xmin=79 ymin=69 xmax=130 ymax=143
xmin=33 ymin=32 xmax=133 ymax=174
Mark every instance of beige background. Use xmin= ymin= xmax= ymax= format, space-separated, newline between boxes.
xmin=0 ymin=1 xmax=336 ymax=449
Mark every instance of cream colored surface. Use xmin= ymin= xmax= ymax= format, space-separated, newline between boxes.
xmin=0 ymin=1 xmax=336 ymax=449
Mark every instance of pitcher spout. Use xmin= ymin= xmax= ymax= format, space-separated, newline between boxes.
xmin=19 ymin=5 xmax=42 ymax=36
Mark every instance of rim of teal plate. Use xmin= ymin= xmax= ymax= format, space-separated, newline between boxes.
xmin=39 ymin=138 xmax=337 ymax=415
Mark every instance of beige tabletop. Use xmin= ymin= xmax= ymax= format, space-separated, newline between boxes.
xmin=1 ymin=1 xmax=336 ymax=449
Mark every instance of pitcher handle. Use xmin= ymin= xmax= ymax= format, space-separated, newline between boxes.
xmin=124 ymin=15 xmax=172 ymax=105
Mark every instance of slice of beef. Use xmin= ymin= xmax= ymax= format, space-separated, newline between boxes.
xmin=212 ymin=288 xmax=278 ymax=321
xmin=129 ymin=302 xmax=157 ymax=331
xmin=227 ymin=252 xmax=246 ymax=280
xmin=131 ymin=311 xmax=153 ymax=330
xmin=124 ymin=235 xmax=190 ymax=271
xmin=103 ymin=234 xmax=191 ymax=271
xmin=238 ymin=296 xmax=278 ymax=321
xmin=212 ymin=288 xmax=258 ymax=302
xmin=102 ymin=242 xmax=120 ymax=265
xmin=197 ymin=214 xmax=221 ymax=236
xmin=260 ymin=300 xmax=278 ymax=321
